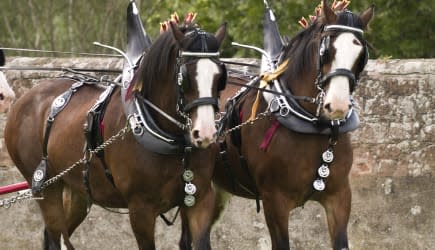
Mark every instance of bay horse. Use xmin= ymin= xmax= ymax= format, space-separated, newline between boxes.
xmin=0 ymin=49 xmax=16 ymax=113
xmin=4 ymin=20 xmax=227 ymax=249
xmin=182 ymin=1 xmax=374 ymax=249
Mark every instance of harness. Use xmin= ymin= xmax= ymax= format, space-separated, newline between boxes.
xmin=217 ymin=23 xmax=369 ymax=210
xmin=31 ymin=76 xmax=105 ymax=194
xmin=270 ymin=24 xmax=367 ymax=135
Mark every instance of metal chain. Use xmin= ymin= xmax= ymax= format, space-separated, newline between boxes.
xmin=0 ymin=189 xmax=34 ymax=208
xmin=222 ymin=110 xmax=271 ymax=137
xmin=0 ymin=124 xmax=131 ymax=209
xmin=176 ymin=105 xmax=192 ymax=131
xmin=41 ymin=124 xmax=131 ymax=191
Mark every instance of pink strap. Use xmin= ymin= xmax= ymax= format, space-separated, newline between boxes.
xmin=259 ymin=119 xmax=280 ymax=151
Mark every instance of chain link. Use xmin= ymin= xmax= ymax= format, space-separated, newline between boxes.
xmin=0 ymin=189 xmax=34 ymax=208
xmin=221 ymin=110 xmax=271 ymax=137
xmin=0 ymin=124 xmax=131 ymax=209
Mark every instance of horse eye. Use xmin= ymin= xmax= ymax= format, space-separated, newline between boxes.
xmin=353 ymin=39 xmax=362 ymax=46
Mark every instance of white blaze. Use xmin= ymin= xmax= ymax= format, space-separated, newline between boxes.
xmin=324 ymin=33 xmax=363 ymax=119
xmin=0 ymin=71 xmax=16 ymax=113
xmin=192 ymin=59 xmax=219 ymax=147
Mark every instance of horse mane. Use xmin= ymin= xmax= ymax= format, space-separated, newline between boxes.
xmin=283 ymin=9 xmax=364 ymax=77
xmin=134 ymin=23 xmax=220 ymax=98
xmin=283 ymin=22 xmax=321 ymax=76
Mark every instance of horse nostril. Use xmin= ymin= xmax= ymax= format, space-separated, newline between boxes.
xmin=192 ymin=130 xmax=200 ymax=139
xmin=324 ymin=103 xmax=332 ymax=113
xmin=0 ymin=93 xmax=4 ymax=101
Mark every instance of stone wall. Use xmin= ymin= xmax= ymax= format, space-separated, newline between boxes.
xmin=0 ymin=57 xmax=433 ymax=249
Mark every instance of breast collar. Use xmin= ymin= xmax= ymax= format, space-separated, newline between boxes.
xmin=121 ymin=87 xmax=187 ymax=155
xmin=269 ymin=81 xmax=360 ymax=135
xmin=261 ymin=23 xmax=366 ymax=135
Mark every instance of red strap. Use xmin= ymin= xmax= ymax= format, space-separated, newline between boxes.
xmin=259 ymin=119 xmax=280 ymax=151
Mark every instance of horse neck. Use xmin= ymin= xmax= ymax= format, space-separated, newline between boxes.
xmin=280 ymin=30 xmax=321 ymax=113
xmin=140 ymin=54 xmax=182 ymax=134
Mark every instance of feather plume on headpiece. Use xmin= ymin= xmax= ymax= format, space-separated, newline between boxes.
xmin=159 ymin=12 xmax=197 ymax=34
xmin=298 ymin=0 xmax=351 ymax=28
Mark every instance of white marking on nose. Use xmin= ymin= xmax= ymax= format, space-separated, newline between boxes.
xmin=0 ymin=71 xmax=16 ymax=113
xmin=61 ymin=235 xmax=67 ymax=250
xmin=324 ymin=33 xmax=362 ymax=119
xmin=191 ymin=59 xmax=219 ymax=148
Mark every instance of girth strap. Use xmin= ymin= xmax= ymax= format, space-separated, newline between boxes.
xmin=82 ymin=84 xmax=117 ymax=202
xmin=218 ymin=141 xmax=262 ymax=213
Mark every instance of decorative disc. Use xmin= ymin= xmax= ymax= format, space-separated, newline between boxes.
xmin=184 ymin=195 xmax=196 ymax=207
xmin=53 ymin=97 xmax=66 ymax=108
xmin=322 ymin=149 xmax=334 ymax=163
xmin=184 ymin=183 xmax=197 ymax=195
xmin=313 ymin=179 xmax=325 ymax=191
xmin=318 ymin=164 xmax=330 ymax=178
xmin=182 ymin=170 xmax=194 ymax=182
xmin=33 ymin=169 xmax=45 ymax=182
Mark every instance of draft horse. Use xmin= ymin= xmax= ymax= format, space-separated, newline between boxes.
xmin=0 ymin=49 xmax=16 ymax=113
xmin=209 ymin=1 xmax=374 ymax=249
xmin=4 ymin=20 xmax=227 ymax=249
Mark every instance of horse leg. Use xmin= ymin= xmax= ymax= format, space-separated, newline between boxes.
xmin=179 ymin=185 xmax=231 ymax=250
xmin=181 ymin=185 xmax=217 ymax=250
xmin=128 ymin=199 xmax=157 ymax=250
xmin=63 ymin=184 xmax=89 ymax=236
xmin=262 ymin=192 xmax=294 ymax=250
xmin=179 ymin=211 xmax=193 ymax=250
xmin=320 ymin=182 xmax=351 ymax=250
xmin=37 ymin=182 xmax=75 ymax=250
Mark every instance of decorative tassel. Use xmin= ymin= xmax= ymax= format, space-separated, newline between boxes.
xmin=299 ymin=1 xmax=351 ymax=29
xmin=160 ymin=21 xmax=169 ymax=34
xmin=184 ymin=12 xmax=197 ymax=24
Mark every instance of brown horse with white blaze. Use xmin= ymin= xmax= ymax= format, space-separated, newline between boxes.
xmin=203 ymin=1 xmax=374 ymax=250
xmin=4 ymin=20 xmax=227 ymax=250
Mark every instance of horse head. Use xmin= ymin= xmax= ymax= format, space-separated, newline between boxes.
xmin=318 ymin=0 xmax=374 ymax=120
xmin=0 ymin=50 xmax=16 ymax=113
xmin=133 ymin=20 xmax=227 ymax=149
xmin=281 ymin=0 xmax=374 ymax=122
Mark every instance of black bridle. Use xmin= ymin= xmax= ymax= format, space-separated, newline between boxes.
xmin=316 ymin=24 xmax=368 ymax=90
xmin=175 ymin=51 xmax=223 ymax=117
xmin=312 ymin=24 xmax=368 ymax=120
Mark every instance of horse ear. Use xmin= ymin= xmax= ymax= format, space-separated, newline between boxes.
xmin=214 ymin=22 xmax=227 ymax=47
xmin=360 ymin=4 xmax=375 ymax=29
xmin=169 ymin=21 xmax=185 ymax=42
xmin=322 ymin=0 xmax=337 ymax=24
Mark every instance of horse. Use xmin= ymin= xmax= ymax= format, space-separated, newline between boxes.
xmin=0 ymin=49 xmax=16 ymax=113
xmin=4 ymin=19 xmax=227 ymax=250
xmin=181 ymin=1 xmax=374 ymax=249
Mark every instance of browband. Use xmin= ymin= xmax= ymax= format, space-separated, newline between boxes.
xmin=179 ymin=51 xmax=220 ymax=58
xmin=324 ymin=25 xmax=364 ymax=35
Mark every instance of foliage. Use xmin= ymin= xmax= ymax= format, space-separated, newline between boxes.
xmin=0 ymin=0 xmax=433 ymax=58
